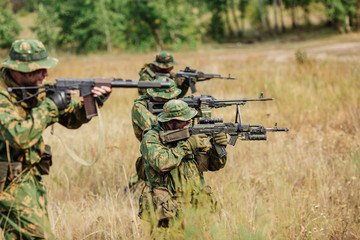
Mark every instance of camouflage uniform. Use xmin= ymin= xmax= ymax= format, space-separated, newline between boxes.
xmin=139 ymin=100 xmax=227 ymax=227
xmin=0 ymin=39 xmax=90 ymax=239
xmin=128 ymin=77 xmax=181 ymax=190
xmin=138 ymin=52 xmax=189 ymax=97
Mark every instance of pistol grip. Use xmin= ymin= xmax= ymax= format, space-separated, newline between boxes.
xmin=84 ymin=95 xmax=97 ymax=119
xmin=190 ymin=79 xmax=197 ymax=93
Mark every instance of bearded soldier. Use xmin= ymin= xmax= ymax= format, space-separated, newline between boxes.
xmin=0 ymin=39 xmax=111 ymax=239
xmin=139 ymin=100 xmax=228 ymax=228
xmin=138 ymin=52 xmax=189 ymax=97
xmin=128 ymin=77 xmax=181 ymax=191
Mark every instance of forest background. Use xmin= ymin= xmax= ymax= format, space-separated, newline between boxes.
xmin=1 ymin=0 xmax=360 ymax=53
xmin=1 ymin=0 xmax=360 ymax=239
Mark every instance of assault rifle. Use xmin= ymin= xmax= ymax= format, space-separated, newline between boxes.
xmin=160 ymin=117 xmax=289 ymax=158
xmin=8 ymin=78 xmax=170 ymax=119
xmin=159 ymin=102 xmax=289 ymax=158
xmin=156 ymin=66 xmax=236 ymax=93
xmin=148 ymin=93 xmax=272 ymax=117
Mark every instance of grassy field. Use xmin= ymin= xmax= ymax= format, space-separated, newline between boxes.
xmin=4 ymin=33 xmax=358 ymax=239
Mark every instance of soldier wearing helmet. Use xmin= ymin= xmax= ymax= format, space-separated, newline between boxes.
xmin=0 ymin=39 xmax=111 ymax=239
xmin=138 ymin=51 xmax=189 ymax=97
xmin=128 ymin=77 xmax=182 ymax=192
xmin=138 ymin=99 xmax=228 ymax=228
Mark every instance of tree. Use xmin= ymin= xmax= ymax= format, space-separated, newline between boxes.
xmin=0 ymin=0 xmax=21 ymax=48
xmin=124 ymin=0 xmax=200 ymax=51
xmin=32 ymin=0 xmax=126 ymax=53
xmin=322 ymin=0 xmax=357 ymax=32
xmin=207 ymin=0 xmax=228 ymax=42
xmin=239 ymin=0 xmax=250 ymax=36
xmin=230 ymin=0 xmax=242 ymax=36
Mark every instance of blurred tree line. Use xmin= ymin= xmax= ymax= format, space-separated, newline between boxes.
xmin=1 ymin=0 xmax=360 ymax=53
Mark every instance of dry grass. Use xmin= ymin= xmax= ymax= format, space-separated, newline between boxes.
xmin=36 ymin=35 xmax=360 ymax=239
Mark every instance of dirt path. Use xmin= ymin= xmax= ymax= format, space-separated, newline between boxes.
xmin=213 ymin=40 xmax=360 ymax=63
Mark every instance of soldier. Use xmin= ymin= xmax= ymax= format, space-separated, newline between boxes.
xmin=138 ymin=51 xmax=189 ymax=97
xmin=139 ymin=99 xmax=228 ymax=228
xmin=128 ymin=77 xmax=182 ymax=191
xmin=0 ymin=39 xmax=111 ymax=239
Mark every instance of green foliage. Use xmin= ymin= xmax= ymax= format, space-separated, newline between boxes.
xmin=31 ymin=3 xmax=58 ymax=51
xmin=295 ymin=49 xmax=308 ymax=64
xmin=32 ymin=0 xmax=126 ymax=53
xmin=11 ymin=0 xmax=360 ymax=52
xmin=0 ymin=0 xmax=21 ymax=48
xmin=323 ymin=0 xmax=357 ymax=32
xmin=31 ymin=0 xmax=200 ymax=53
xmin=239 ymin=0 xmax=250 ymax=19
xmin=206 ymin=0 xmax=227 ymax=42
xmin=124 ymin=0 xmax=201 ymax=51
xmin=249 ymin=0 xmax=261 ymax=28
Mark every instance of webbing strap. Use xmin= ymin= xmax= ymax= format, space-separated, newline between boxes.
xmin=52 ymin=103 xmax=104 ymax=166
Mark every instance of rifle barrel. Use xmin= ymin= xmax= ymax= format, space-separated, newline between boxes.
xmin=213 ymin=98 xmax=273 ymax=103
xmin=8 ymin=86 xmax=46 ymax=91
xmin=111 ymin=80 xmax=170 ymax=88
xmin=265 ymin=127 xmax=289 ymax=132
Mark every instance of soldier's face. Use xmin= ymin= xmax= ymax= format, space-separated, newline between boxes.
xmin=154 ymin=66 xmax=173 ymax=73
xmin=166 ymin=119 xmax=191 ymax=130
xmin=152 ymin=97 xmax=169 ymax=102
xmin=10 ymin=69 xmax=48 ymax=87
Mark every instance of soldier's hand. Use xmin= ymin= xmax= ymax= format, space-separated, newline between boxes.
xmin=213 ymin=133 xmax=228 ymax=147
xmin=186 ymin=134 xmax=208 ymax=151
xmin=92 ymin=86 xmax=112 ymax=106
xmin=48 ymin=89 xmax=71 ymax=110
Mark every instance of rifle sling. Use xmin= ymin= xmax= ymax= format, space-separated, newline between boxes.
xmin=52 ymin=102 xmax=104 ymax=166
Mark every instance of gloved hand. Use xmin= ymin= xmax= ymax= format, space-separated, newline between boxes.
xmin=95 ymin=91 xmax=110 ymax=106
xmin=48 ymin=89 xmax=71 ymax=110
xmin=213 ymin=133 xmax=228 ymax=147
xmin=186 ymin=134 xmax=208 ymax=152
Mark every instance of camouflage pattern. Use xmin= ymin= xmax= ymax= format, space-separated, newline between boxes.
xmin=139 ymin=122 xmax=227 ymax=224
xmin=138 ymin=64 xmax=157 ymax=95
xmin=137 ymin=52 xmax=191 ymax=97
xmin=150 ymin=52 xmax=177 ymax=68
xmin=131 ymin=95 xmax=158 ymax=142
xmin=129 ymin=80 xmax=180 ymax=190
xmin=146 ymin=77 xmax=181 ymax=100
xmin=1 ymin=39 xmax=58 ymax=73
xmin=0 ymin=68 xmax=89 ymax=239
xmin=157 ymin=99 xmax=197 ymax=122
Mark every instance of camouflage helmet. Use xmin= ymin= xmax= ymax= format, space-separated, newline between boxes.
xmin=1 ymin=39 xmax=58 ymax=73
xmin=157 ymin=99 xmax=197 ymax=122
xmin=151 ymin=51 xmax=178 ymax=69
xmin=147 ymin=77 xmax=182 ymax=99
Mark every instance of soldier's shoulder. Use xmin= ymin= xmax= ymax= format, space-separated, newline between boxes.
xmin=133 ymin=95 xmax=150 ymax=108
xmin=143 ymin=123 xmax=161 ymax=137
xmin=139 ymin=64 xmax=156 ymax=78
xmin=0 ymin=84 xmax=10 ymax=100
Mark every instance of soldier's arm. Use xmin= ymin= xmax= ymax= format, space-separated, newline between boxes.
xmin=140 ymin=131 xmax=192 ymax=173
xmin=57 ymin=100 xmax=90 ymax=129
xmin=138 ymin=70 xmax=154 ymax=95
xmin=173 ymin=77 xmax=189 ymax=98
xmin=131 ymin=102 xmax=157 ymax=141
xmin=0 ymin=95 xmax=59 ymax=149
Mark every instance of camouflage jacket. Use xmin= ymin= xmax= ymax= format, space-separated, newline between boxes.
xmin=0 ymin=69 xmax=90 ymax=177
xmin=140 ymin=123 xmax=227 ymax=195
xmin=131 ymin=95 xmax=157 ymax=142
xmin=138 ymin=64 xmax=189 ymax=97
